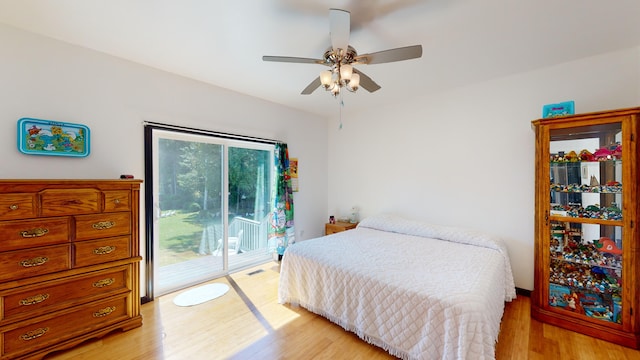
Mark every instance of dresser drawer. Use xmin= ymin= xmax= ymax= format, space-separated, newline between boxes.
xmin=74 ymin=236 xmax=131 ymax=267
xmin=39 ymin=188 xmax=101 ymax=216
xmin=1 ymin=266 xmax=129 ymax=323
xmin=75 ymin=212 xmax=131 ymax=241
xmin=0 ymin=193 xmax=36 ymax=220
xmin=0 ymin=217 xmax=70 ymax=252
xmin=0 ymin=245 xmax=71 ymax=282
xmin=2 ymin=296 xmax=129 ymax=358
xmin=103 ymin=190 xmax=131 ymax=212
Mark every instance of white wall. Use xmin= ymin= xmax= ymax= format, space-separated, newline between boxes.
xmin=3 ymin=23 xmax=639 ymax=294
xmin=0 ymin=24 xmax=329 ymax=295
xmin=328 ymin=46 xmax=640 ymax=291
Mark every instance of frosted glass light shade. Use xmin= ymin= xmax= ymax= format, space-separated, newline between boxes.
xmin=340 ymin=64 xmax=353 ymax=81
xmin=348 ymin=73 xmax=360 ymax=90
xmin=320 ymin=70 xmax=333 ymax=86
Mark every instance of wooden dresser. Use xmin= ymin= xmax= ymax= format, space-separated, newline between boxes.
xmin=0 ymin=179 xmax=143 ymax=359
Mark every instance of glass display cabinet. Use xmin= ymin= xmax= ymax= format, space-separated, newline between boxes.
xmin=531 ymin=107 xmax=640 ymax=348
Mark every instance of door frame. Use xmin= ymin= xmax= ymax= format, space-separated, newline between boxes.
xmin=143 ymin=122 xmax=277 ymax=302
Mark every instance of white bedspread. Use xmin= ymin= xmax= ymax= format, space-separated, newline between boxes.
xmin=278 ymin=214 xmax=516 ymax=360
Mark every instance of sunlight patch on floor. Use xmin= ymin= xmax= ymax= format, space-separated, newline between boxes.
xmin=157 ymin=263 xmax=301 ymax=358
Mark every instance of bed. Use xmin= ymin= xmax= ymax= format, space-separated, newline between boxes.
xmin=278 ymin=214 xmax=516 ymax=360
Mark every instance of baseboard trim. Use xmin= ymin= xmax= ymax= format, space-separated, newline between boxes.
xmin=516 ymin=287 xmax=531 ymax=297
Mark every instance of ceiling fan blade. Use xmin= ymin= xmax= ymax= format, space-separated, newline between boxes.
xmin=353 ymin=68 xmax=381 ymax=93
xmin=354 ymin=45 xmax=423 ymax=65
xmin=301 ymin=77 xmax=321 ymax=95
xmin=329 ymin=8 xmax=350 ymax=53
xmin=262 ymin=56 xmax=325 ymax=64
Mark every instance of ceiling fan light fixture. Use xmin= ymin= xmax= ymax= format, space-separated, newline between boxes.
xmin=319 ymin=64 xmax=358 ymax=96
xmin=331 ymin=83 xmax=341 ymax=96
xmin=347 ymin=73 xmax=360 ymax=92
xmin=320 ymin=70 xmax=333 ymax=88
xmin=340 ymin=64 xmax=353 ymax=81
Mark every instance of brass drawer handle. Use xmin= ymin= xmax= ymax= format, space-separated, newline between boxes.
xmin=19 ymin=293 xmax=50 ymax=306
xmin=19 ymin=256 xmax=49 ymax=267
xmin=20 ymin=327 xmax=49 ymax=341
xmin=93 ymin=246 xmax=116 ymax=255
xmin=92 ymin=221 xmax=115 ymax=230
xmin=93 ymin=306 xmax=116 ymax=318
xmin=10 ymin=204 xmax=19 ymax=210
xmin=20 ymin=228 xmax=49 ymax=238
xmin=114 ymin=199 xmax=121 ymax=204
xmin=93 ymin=278 xmax=115 ymax=288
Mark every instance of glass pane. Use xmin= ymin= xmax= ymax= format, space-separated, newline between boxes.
xmin=548 ymin=122 xmax=623 ymax=324
xmin=548 ymin=222 xmax=622 ymax=324
xmin=155 ymin=135 xmax=224 ymax=295
xmin=226 ymin=146 xmax=273 ymax=268
xmin=549 ymin=122 xmax=622 ymax=220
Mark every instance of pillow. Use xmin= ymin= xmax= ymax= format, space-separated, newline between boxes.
xmin=357 ymin=213 xmax=410 ymax=233
xmin=359 ymin=213 xmax=500 ymax=250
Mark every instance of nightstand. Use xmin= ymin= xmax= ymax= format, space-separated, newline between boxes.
xmin=325 ymin=221 xmax=358 ymax=235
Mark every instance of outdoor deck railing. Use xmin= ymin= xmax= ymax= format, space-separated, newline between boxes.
xmin=229 ymin=215 xmax=269 ymax=251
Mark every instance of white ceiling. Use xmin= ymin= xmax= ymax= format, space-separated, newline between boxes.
xmin=1 ymin=0 xmax=640 ymax=118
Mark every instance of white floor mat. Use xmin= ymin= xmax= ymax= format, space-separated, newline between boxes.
xmin=172 ymin=283 xmax=230 ymax=307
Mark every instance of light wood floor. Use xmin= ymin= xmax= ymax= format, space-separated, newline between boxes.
xmin=45 ymin=263 xmax=640 ymax=360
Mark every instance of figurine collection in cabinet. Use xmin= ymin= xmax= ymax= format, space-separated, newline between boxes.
xmin=532 ymin=107 xmax=640 ymax=349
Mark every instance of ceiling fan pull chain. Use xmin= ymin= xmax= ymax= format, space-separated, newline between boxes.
xmin=339 ymin=93 xmax=344 ymax=129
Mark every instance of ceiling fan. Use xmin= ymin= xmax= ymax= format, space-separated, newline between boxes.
xmin=262 ymin=8 xmax=422 ymax=97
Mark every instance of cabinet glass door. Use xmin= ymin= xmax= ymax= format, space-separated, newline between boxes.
xmin=547 ymin=121 xmax=623 ymax=324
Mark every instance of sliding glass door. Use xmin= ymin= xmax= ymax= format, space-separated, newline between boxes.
xmin=149 ymin=128 xmax=273 ymax=296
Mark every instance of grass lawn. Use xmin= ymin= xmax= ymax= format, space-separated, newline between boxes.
xmin=158 ymin=211 xmax=220 ymax=266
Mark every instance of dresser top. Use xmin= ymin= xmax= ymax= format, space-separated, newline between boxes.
xmin=0 ymin=179 xmax=142 ymax=192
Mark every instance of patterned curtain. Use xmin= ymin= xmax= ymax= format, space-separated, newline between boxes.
xmin=267 ymin=143 xmax=295 ymax=260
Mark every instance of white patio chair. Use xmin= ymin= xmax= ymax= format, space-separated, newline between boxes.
xmin=214 ymin=229 xmax=243 ymax=256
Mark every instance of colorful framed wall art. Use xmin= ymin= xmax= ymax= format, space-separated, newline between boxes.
xmin=17 ymin=118 xmax=90 ymax=157
xmin=290 ymin=157 xmax=299 ymax=192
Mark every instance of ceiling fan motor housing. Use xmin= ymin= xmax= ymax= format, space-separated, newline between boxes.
xmin=323 ymin=46 xmax=358 ymax=66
